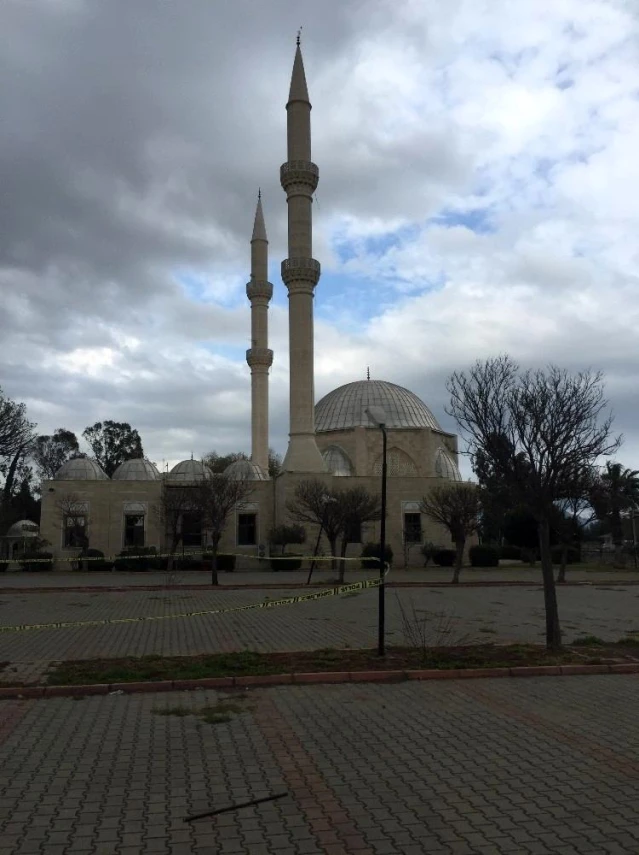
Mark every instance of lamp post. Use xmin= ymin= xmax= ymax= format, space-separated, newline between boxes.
xmin=366 ymin=406 xmax=388 ymax=657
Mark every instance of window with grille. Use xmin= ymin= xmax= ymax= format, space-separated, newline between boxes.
xmin=64 ymin=515 xmax=87 ymax=548
xmin=404 ymin=513 xmax=422 ymax=543
xmin=373 ymin=448 xmax=418 ymax=476
xmin=181 ymin=512 xmax=202 ymax=547
xmin=237 ymin=513 xmax=257 ymax=546
xmin=124 ymin=514 xmax=145 ymax=548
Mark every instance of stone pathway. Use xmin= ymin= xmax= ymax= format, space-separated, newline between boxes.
xmin=1 ymin=583 xmax=639 ymax=686
xmin=1 ymin=676 xmax=639 ymax=853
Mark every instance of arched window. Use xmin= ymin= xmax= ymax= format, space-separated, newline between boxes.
xmin=322 ymin=445 xmax=354 ymax=476
xmin=373 ymin=447 xmax=418 ymax=477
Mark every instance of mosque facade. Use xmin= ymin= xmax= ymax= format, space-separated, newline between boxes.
xmin=38 ymin=42 xmax=463 ymax=569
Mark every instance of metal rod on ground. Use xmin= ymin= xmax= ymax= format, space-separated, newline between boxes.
xmin=183 ymin=792 xmax=288 ymax=822
xmin=307 ymin=519 xmax=325 ymax=585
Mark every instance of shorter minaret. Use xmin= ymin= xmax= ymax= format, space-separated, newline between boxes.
xmin=246 ymin=191 xmax=274 ymax=476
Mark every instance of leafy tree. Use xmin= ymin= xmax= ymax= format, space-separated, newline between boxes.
xmin=0 ymin=388 xmax=35 ymax=463
xmin=420 ymin=483 xmax=481 ymax=583
xmin=32 ymin=429 xmax=82 ymax=480
xmin=502 ymin=506 xmax=541 ymax=561
xmin=196 ymin=474 xmax=253 ymax=585
xmin=82 ymin=421 xmax=144 ymax=477
xmin=268 ymin=524 xmax=306 ymax=555
xmin=590 ymin=462 xmax=639 ymax=564
xmin=553 ymin=471 xmax=597 ymax=582
xmin=336 ymin=487 xmax=382 ymax=582
xmin=447 ymin=355 xmax=619 ymax=650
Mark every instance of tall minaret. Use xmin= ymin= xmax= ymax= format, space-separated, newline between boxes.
xmin=246 ymin=191 xmax=274 ymax=476
xmin=280 ymin=36 xmax=325 ymax=472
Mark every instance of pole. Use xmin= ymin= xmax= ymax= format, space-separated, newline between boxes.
xmin=307 ymin=517 xmax=325 ymax=585
xmin=378 ymin=426 xmax=387 ymax=657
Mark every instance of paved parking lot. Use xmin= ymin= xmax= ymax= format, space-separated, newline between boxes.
xmin=1 ymin=675 xmax=639 ymax=854
xmin=1 ymin=579 xmax=639 ymax=684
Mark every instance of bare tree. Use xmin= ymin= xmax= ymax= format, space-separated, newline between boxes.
xmin=157 ymin=485 xmax=200 ymax=570
xmin=287 ymin=480 xmax=343 ymax=570
xmin=55 ymin=492 xmax=90 ymax=567
xmin=0 ymin=388 xmax=35 ymax=463
xmin=447 ymin=356 xmax=619 ymax=649
xmin=336 ymin=487 xmax=382 ymax=583
xmin=420 ymin=483 xmax=480 ymax=584
xmin=287 ymin=480 xmax=381 ymax=580
xmin=196 ymin=474 xmax=253 ymax=585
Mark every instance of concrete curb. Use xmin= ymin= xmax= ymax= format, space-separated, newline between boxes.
xmin=2 ymin=579 xmax=638 ymax=594
xmin=1 ymin=662 xmax=638 ymax=701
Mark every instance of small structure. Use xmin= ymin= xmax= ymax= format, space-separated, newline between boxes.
xmin=1 ymin=519 xmax=40 ymax=561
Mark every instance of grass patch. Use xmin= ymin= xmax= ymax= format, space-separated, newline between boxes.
xmin=571 ymin=635 xmax=606 ymax=646
xmin=153 ymin=698 xmax=252 ymax=726
xmin=43 ymin=642 xmax=627 ymax=687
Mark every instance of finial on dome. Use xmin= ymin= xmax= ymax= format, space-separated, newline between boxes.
xmin=258 ymin=187 xmax=261 ymax=200
xmin=367 ymin=366 xmax=370 ymax=380
xmin=297 ymin=26 xmax=302 ymax=47
xmin=190 ymin=452 xmax=193 ymax=461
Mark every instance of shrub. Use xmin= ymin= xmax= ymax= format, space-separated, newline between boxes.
xmin=469 ymin=544 xmax=500 ymax=567
xmin=19 ymin=551 xmax=54 ymax=571
xmin=500 ymin=544 xmax=522 ymax=561
xmin=271 ymin=554 xmax=303 ymax=571
xmin=78 ymin=548 xmax=113 ymax=571
xmin=211 ymin=553 xmax=236 ymax=572
xmin=551 ymin=545 xmax=581 ymax=565
xmin=114 ymin=546 xmax=159 ymax=571
xmin=0 ymin=559 xmax=9 ymax=573
xmin=432 ymin=548 xmax=455 ymax=567
xmin=360 ymin=542 xmax=393 ymax=570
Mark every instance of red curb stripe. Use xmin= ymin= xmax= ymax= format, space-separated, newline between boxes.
xmin=2 ymin=663 xmax=637 ymax=701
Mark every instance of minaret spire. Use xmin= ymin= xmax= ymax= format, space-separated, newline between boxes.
xmin=246 ymin=191 xmax=274 ymax=477
xmin=280 ymin=38 xmax=325 ymax=473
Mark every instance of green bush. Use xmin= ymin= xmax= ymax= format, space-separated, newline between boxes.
xmin=360 ymin=542 xmax=393 ymax=570
xmin=271 ymin=554 xmax=303 ymax=571
xmin=207 ymin=553 xmax=236 ymax=572
xmin=551 ymin=545 xmax=581 ymax=565
xmin=432 ymin=548 xmax=455 ymax=567
xmin=469 ymin=544 xmax=500 ymax=567
xmin=78 ymin=548 xmax=113 ymax=571
xmin=114 ymin=546 xmax=159 ymax=571
xmin=500 ymin=544 xmax=522 ymax=561
xmin=268 ymin=524 xmax=306 ymax=553
xmin=19 ymin=551 xmax=54 ymax=572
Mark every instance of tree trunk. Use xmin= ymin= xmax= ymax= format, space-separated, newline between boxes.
xmin=556 ymin=544 xmax=568 ymax=583
xmin=338 ymin=539 xmax=348 ymax=584
xmin=538 ymin=518 xmax=562 ymax=650
xmin=210 ymin=542 xmax=219 ymax=586
xmin=329 ymin=538 xmax=337 ymax=572
xmin=451 ymin=539 xmax=464 ymax=584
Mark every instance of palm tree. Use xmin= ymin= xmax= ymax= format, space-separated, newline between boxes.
xmin=591 ymin=463 xmax=639 ymax=560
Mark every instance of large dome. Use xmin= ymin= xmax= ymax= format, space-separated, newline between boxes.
xmin=315 ymin=380 xmax=441 ymax=432
xmin=112 ymin=459 xmax=161 ymax=481
xmin=55 ymin=458 xmax=109 ymax=480
xmin=224 ymin=459 xmax=268 ymax=481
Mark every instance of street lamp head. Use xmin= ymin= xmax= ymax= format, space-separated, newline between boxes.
xmin=365 ymin=406 xmax=388 ymax=429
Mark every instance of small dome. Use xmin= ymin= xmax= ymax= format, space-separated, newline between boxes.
xmin=316 ymin=380 xmax=441 ymax=432
xmin=6 ymin=519 xmax=39 ymax=538
xmin=435 ymin=447 xmax=462 ymax=481
xmin=112 ymin=459 xmax=161 ymax=481
xmin=322 ymin=446 xmax=353 ymax=476
xmin=224 ymin=459 xmax=268 ymax=481
xmin=167 ymin=459 xmax=212 ymax=482
xmin=55 ymin=458 xmax=109 ymax=480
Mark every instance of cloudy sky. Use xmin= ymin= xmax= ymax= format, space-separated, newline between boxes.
xmin=1 ymin=0 xmax=638 ymax=475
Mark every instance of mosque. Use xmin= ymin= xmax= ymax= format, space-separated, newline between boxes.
xmin=38 ymin=41 xmax=462 ymax=568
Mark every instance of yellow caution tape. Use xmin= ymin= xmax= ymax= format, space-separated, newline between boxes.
xmin=0 ymin=576 xmax=383 ymax=633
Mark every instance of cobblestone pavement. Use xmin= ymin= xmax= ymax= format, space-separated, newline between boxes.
xmin=2 ymin=676 xmax=639 ymax=854
xmin=1 ymin=565 xmax=638 ymax=589
xmin=1 ymin=583 xmax=639 ymax=684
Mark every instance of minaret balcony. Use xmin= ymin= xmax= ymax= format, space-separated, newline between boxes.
xmin=246 ymin=279 xmax=273 ymax=301
xmin=280 ymin=160 xmax=319 ymax=193
xmin=281 ymin=257 xmax=321 ymax=288
xmin=246 ymin=347 xmax=274 ymax=369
